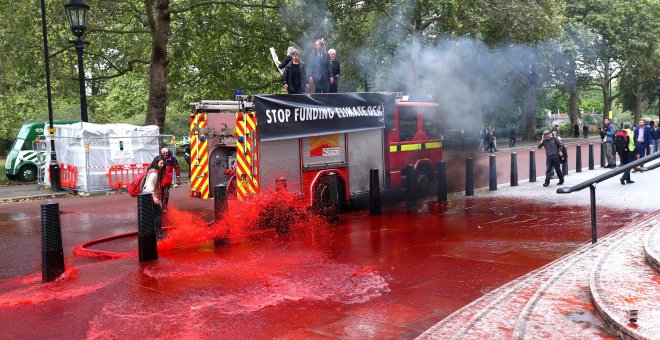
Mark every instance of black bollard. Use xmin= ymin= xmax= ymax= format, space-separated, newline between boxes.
xmin=465 ymin=158 xmax=474 ymax=196
xmin=137 ymin=192 xmax=158 ymax=262
xmin=489 ymin=154 xmax=497 ymax=191
xmin=214 ymin=184 xmax=227 ymax=220
xmin=588 ymin=143 xmax=594 ymax=170
xmin=436 ymin=161 xmax=447 ymax=202
xmin=510 ymin=152 xmax=518 ymax=186
xmin=576 ymin=145 xmax=582 ymax=172
xmin=406 ymin=164 xmax=417 ymax=210
xmin=41 ymin=201 xmax=64 ymax=282
xmin=369 ymin=168 xmax=381 ymax=215
xmin=50 ymin=163 xmax=61 ymax=192
xmin=562 ymin=158 xmax=568 ymax=177
xmin=529 ymin=150 xmax=536 ymax=182
xmin=600 ymin=143 xmax=606 ymax=168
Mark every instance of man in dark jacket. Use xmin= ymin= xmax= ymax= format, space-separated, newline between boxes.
xmin=282 ymin=49 xmax=308 ymax=94
xmin=538 ymin=130 xmax=564 ymax=187
xmin=308 ymin=39 xmax=332 ymax=93
xmin=328 ymin=48 xmax=341 ymax=93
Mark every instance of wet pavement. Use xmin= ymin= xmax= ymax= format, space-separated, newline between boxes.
xmin=0 ymin=139 xmax=658 ymax=339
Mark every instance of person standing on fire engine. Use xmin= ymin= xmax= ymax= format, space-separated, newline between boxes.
xmin=143 ymin=155 xmax=166 ymax=239
xmin=282 ymin=49 xmax=309 ymax=94
xmin=276 ymin=46 xmax=294 ymax=69
xmin=328 ymin=48 xmax=341 ymax=93
xmin=160 ymin=147 xmax=180 ymax=212
xmin=308 ymin=39 xmax=332 ymax=93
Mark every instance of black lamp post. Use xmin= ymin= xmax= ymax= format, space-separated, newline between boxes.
xmin=40 ymin=0 xmax=60 ymax=191
xmin=64 ymin=0 xmax=89 ymax=123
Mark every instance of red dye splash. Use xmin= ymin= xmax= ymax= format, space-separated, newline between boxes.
xmin=158 ymin=190 xmax=330 ymax=251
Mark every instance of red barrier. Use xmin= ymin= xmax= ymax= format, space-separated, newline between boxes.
xmin=59 ymin=164 xmax=78 ymax=189
xmin=107 ymin=163 xmax=149 ymax=189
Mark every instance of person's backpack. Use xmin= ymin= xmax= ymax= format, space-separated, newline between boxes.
xmin=127 ymin=170 xmax=153 ymax=197
xmin=614 ymin=130 xmax=632 ymax=154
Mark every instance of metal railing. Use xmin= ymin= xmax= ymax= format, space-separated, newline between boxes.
xmin=557 ymin=151 xmax=660 ymax=243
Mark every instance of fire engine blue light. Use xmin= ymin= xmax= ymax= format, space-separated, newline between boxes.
xmin=235 ymin=89 xmax=242 ymax=96
xmin=199 ymin=135 xmax=206 ymax=142
xmin=237 ymin=136 xmax=244 ymax=143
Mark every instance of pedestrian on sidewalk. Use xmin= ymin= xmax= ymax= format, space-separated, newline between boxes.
xmin=538 ymin=130 xmax=564 ymax=187
xmin=601 ymin=118 xmax=616 ymax=168
xmin=160 ymin=147 xmax=181 ymax=212
xmin=509 ymin=124 xmax=517 ymax=147
xmin=583 ymin=123 xmax=589 ymax=138
xmin=651 ymin=122 xmax=660 ymax=153
xmin=617 ymin=122 xmax=636 ymax=185
xmin=574 ymin=124 xmax=580 ymax=138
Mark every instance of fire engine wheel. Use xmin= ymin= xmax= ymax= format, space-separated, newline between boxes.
xmin=312 ymin=175 xmax=343 ymax=216
xmin=415 ymin=168 xmax=433 ymax=194
xmin=18 ymin=165 xmax=37 ymax=182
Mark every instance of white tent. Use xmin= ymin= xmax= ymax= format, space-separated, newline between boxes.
xmin=42 ymin=122 xmax=161 ymax=193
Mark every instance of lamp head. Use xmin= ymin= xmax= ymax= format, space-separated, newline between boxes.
xmin=64 ymin=0 xmax=89 ymax=39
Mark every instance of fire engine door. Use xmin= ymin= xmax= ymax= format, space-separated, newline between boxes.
xmin=209 ymin=146 xmax=234 ymax=194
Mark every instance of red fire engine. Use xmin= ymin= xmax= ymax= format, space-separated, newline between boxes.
xmin=188 ymin=93 xmax=443 ymax=211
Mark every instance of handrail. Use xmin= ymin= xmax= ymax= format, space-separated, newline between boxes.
xmin=556 ymin=151 xmax=660 ymax=244
xmin=557 ymin=151 xmax=660 ymax=194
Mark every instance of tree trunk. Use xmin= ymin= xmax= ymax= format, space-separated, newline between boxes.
xmin=145 ymin=0 xmax=170 ymax=134
xmin=522 ymin=64 xmax=541 ymax=139
xmin=633 ymin=82 xmax=643 ymax=124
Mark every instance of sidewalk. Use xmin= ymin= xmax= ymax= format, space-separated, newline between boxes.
xmin=444 ymin=134 xmax=603 ymax=157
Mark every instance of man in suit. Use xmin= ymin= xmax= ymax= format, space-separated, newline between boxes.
xmin=328 ymin=48 xmax=341 ymax=93
xmin=634 ymin=119 xmax=651 ymax=165
xmin=308 ymin=39 xmax=332 ymax=93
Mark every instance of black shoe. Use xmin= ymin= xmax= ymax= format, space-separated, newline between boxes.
xmin=557 ymin=180 xmax=564 ymax=185
xmin=620 ymin=179 xmax=625 ymax=185
xmin=626 ymin=180 xmax=635 ymax=184
xmin=543 ymin=182 xmax=549 ymax=187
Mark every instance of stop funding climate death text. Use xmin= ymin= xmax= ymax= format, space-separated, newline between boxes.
xmin=265 ymin=105 xmax=385 ymax=124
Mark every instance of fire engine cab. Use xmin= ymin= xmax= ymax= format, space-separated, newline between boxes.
xmin=189 ymin=93 xmax=443 ymax=211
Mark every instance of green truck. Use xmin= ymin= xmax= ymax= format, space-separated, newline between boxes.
xmin=4 ymin=120 xmax=79 ymax=182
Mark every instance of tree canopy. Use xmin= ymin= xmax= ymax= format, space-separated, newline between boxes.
xmin=0 ymin=0 xmax=658 ymax=149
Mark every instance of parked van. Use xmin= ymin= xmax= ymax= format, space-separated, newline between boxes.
xmin=4 ymin=120 xmax=79 ymax=182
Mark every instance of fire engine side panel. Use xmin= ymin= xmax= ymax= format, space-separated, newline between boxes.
xmin=257 ymin=139 xmax=301 ymax=193
xmin=347 ymin=129 xmax=384 ymax=194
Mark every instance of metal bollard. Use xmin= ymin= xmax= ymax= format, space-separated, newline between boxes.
xmin=465 ymin=158 xmax=474 ymax=196
xmin=406 ymin=164 xmax=417 ymax=210
xmin=489 ymin=154 xmax=497 ymax=191
xmin=529 ymin=150 xmax=536 ymax=182
xmin=576 ymin=145 xmax=582 ymax=172
xmin=369 ymin=168 xmax=381 ymax=215
xmin=214 ymin=184 xmax=227 ymax=220
xmin=562 ymin=158 xmax=568 ymax=176
xmin=137 ymin=192 xmax=158 ymax=262
xmin=588 ymin=143 xmax=594 ymax=170
xmin=437 ymin=161 xmax=447 ymax=202
xmin=50 ymin=163 xmax=61 ymax=192
xmin=600 ymin=143 xmax=606 ymax=168
xmin=510 ymin=152 xmax=518 ymax=186
xmin=41 ymin=201 xmax=64 ymax=282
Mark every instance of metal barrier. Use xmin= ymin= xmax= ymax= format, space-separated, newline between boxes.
xmin=557 ymin=151 xmax=660 ymax=243
xmin=59 ymin=164 xmax=78 ymax=189
xmin=107 ymin=163 xmax=149 ymax=189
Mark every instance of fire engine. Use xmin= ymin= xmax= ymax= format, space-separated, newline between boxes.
xmin=188 ymin=93 xmax=443 ymax=212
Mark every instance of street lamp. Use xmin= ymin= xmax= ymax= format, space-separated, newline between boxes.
xmin=64 ymin=0 xmax=89 ymax=123
xmin=40 ymin=0 xmax=61 ymax=191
